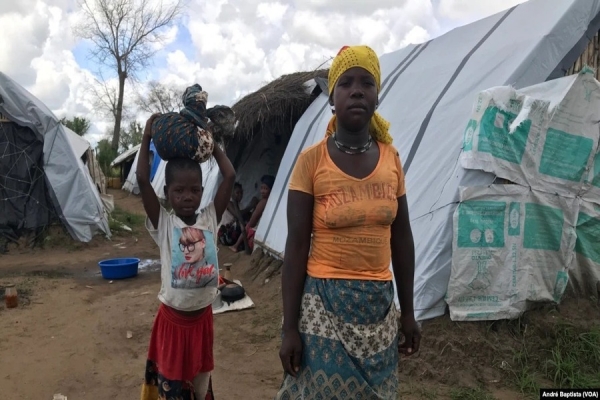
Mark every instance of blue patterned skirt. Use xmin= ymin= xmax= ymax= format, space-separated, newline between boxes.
xmin=275 ymin=276 xmax=399 ymax=400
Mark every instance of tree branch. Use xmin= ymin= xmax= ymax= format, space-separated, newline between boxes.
xmin=74 ymin=0 xmax=183 ymax=150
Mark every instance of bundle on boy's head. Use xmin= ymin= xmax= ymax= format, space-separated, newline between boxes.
xmin=151 ymin=83 xmax=235 ymax=164
xmin=165 ymin=157 xmax=202 ymax=187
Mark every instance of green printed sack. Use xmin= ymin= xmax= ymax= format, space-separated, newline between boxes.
xmin=460 ymin=68 xmax=600 ymax=198
xmin=571 ymin=199 xmax=600 ymax=296
xmin=446 ymin=184 xmax=577 ymax=322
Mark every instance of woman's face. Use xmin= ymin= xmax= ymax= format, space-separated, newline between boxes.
xmin=182 ymin=239 xmax=205 ymax=264
xmin=331 ymin=67 xmax=378 ymax=132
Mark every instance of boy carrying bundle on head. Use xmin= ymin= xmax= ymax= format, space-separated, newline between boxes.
xmin=138 ymin=85 xmax=236 ymax=400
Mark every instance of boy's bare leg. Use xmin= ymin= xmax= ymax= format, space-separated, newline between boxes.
xmin=193 ymin=372 xmax=211 ymax=399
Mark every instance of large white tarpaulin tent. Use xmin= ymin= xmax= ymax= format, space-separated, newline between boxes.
xmin=243 ymin=0 xmax=600 ymax=321
xmin=0 ymin=71 xmax=111 ymax=242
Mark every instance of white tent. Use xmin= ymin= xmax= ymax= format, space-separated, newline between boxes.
xmin=226 ymin=0 xmax=600 ymax=320
xmin=111 ymin=143 xmax=141 ymax=168
xmin=122 ymin=147 xmax=141 ymax=194
xmin=64 ymin=126 xmax=106 ymax=195
xmin=0 ymin=72 xmax=111 ymax=242
xmin=121 ymin=146 xmax=222 ymax=212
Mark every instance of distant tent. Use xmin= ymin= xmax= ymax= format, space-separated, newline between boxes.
xmin=65 ymin=125 xmax=106 ymax=195
xmin=0 ymin=71 xmax=111 ymax=245
xmin=111 ymin=144 xmax=141 ymax=191
xmin=203 ymin=0 xmax=600 ymax=320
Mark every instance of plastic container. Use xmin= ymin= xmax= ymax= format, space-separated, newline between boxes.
xmin=222 ymin=263 xmax=233 ymax=281
xmin=98 ymin=258 xmax=140 ymax=280
xmin=4 ymin=284 xmax=18 ymax=308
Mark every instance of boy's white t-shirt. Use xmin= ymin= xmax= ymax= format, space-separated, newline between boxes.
xmin=146 ymin=203 xmax=220 ymax=311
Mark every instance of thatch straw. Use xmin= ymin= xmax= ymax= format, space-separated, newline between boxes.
xmin=231 ymin=69 xmax=328 ymax=140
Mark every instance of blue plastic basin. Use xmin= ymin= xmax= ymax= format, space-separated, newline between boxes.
xmin=98 ymin=258 xmax=140 ymax=280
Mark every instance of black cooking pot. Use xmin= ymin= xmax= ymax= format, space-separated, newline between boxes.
xmin=219 ymin=279 xmax=246 ymax=304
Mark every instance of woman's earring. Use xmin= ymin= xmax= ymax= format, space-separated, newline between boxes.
xmin=375 ymin=103 xmax=379 ymax=109
xmin=331 ymin=106 xmax=336 ymax=114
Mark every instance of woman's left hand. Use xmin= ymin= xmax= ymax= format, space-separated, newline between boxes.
xmin=399 ymin=314 xmax=421 ymax=356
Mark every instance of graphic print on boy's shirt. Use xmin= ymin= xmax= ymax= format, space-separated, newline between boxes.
xmin=170 ymin=226 xmax=218 ymax=290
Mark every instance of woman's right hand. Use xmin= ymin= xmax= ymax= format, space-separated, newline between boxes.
xmin=144 ymin=113 xmax=160 ymax=138
xmin=279 ymin=329 xmax=303 ymax=378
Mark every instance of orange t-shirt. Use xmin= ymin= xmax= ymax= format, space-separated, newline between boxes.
xmin=289 ymin=137 xmax=406 ymax=281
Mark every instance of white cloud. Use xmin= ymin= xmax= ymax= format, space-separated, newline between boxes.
xmin=0 ymin=0 xmax=525 ymax=150
xmin=0 ymin=2 xmax=51 ymax=86
xmin=151 ymin=25 xmax=179 ymax=51
xmin=256 ymin=2 xmax=289 ymax=25
xmin=296 ymin=0 xmax=409 ymax=15
xmin=437 ymin=0 xmax=528 ymax=21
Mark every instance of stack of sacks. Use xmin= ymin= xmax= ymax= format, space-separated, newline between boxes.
xmin=152 ymin=84 xmax=235 ymax=163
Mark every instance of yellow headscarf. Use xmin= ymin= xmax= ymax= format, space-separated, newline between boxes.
xmin=326 ymin=45 xmax=393 ymax=144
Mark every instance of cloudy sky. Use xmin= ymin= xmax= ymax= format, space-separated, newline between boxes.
xmin=0 ymin=0 xmax=526 ymax=148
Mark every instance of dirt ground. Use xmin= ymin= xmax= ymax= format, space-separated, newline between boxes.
xmin=0 ymin=189 xmax=598 ymax=400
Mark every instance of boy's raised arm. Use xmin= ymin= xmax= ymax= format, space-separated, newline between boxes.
xmin=136 ymin=114 xmax=161 ymax=229
xmin=212 ymin=145 xmax=236 ymax=224
xmin=246 ymin=199 xmax=266 ymax=229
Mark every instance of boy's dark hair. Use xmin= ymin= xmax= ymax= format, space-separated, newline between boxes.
xmin=165 ymin=158 xmax=202 ymax=186
xmin=261 ymin=174 xmax=275 ymax=190
xmin=234 ymin=182 xmax=242 ymax=189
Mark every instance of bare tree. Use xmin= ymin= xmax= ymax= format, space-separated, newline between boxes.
xmin=85 ymin=74 xmax=135 ymax=123
xmin=75 ymin=0 xmax=182 ymax=150
xmin=136 ymin=80 xmax=183 ymax=114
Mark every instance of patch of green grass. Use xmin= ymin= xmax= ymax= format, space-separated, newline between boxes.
xmin=449 ymin=386 xmax=495 ymax=400
xmin=511 ymin=343 xmax=540 ymax=395
xmin=110 ymin=206 xmax=145 ymax=233
xmin=544 ymin=323 xmax=600 ymax=388
xmin=513 ymin=365 xmax=539 ymax=396
xmin=42 ymin=226 xmax=80 ymax=251
xmin=509 ymin=321 xmax=600 ymax=396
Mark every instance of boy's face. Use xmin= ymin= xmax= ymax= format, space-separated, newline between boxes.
xmin=165 ymin=169 xmax=203 ymax=218
xmin=233 ymin=186 xmax=243 ymax=202
xmin=260 ymin=183 xmax=271 ymax=199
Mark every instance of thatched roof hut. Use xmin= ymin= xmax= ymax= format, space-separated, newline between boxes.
xmin=567 ymin=31 xmax=600 ymax=78
xmin=226 ymin=69 xmax=328 ymax=171
xmin=231 ymin=69 xmax=328 ymax=141
xmin=221 ymin=69 xmax=328 ymax=201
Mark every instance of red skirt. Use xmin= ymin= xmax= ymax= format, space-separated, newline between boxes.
xmin=147 ymin=303 xmax=214 ymax=381
xmin=246 ymin=227 xmax=256 ymax=251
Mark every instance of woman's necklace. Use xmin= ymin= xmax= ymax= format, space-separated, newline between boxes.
xmin=333 ymin=133 xmax=372 ymax=155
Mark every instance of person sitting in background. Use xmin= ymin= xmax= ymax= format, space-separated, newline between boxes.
xmin=239 ymin=193 xmax=259 ymax=223
xmin=227 ymin=182 xmax=260 ymax=223
xmin=229 ymin=174 xmax=275 ymax=253
xmin=218 ymin=183 xmax=243 ymax=246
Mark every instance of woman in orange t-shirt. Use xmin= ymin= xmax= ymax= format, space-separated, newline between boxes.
xmin=275 ymin=45 xmax=421 ymax=400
